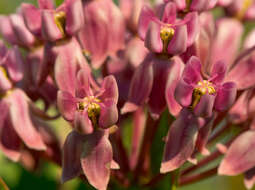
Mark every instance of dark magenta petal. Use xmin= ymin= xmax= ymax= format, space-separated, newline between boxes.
xmin=99 ymin=100 xmax=118 ymax=129
xmin=165 ymin=56 xmax=184 ymax=116
xmin=21 ymin=3 xmax=42 ymax=36
xmin=81 ymin=130 xmax=112 ymax=190
xmin=161 ymin=108 xmax=199 ymax=173
xmin=209 ymin=61 xmax=226 ymax=84
xmin=65 ymin=0 xmax=84 ymax=35
xmin=167 ymin=25 xmax=187 ymax=55
xmin=57 ymin=91 xmax=77 ymax=121
xmin=5 ymin=46 xmax=24 ymax=82
xmin=148 ymin=57 xmax=172 ymax=118
xmin=74 ymin=111 xmax=94 ymax=135
xmin=194 ymin=94 xmax=215 ymax=117
xmin=161 ymin=2 xmax=176 ymax=24
xmin=214 ymin=82 xmax=237 ymax=112
xmin=218 ymin=131 xmax=255 ymax=175
xmin=62 ymin=130 xmax=84 ymax=183
xmin=41 ymin=10 xmax=63 ymax=41
xmin=7 ymin=89 xmax=46 ymax=150
xmin=144 ymin=21 xmax=163 ymax=53
xmin=138 ymin=5 xmax=156 ymax=40
xmin=100 ymin=75 xmax=119 ymax=105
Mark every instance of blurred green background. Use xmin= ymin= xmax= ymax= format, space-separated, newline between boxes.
xmin=0 ymin=0 xmax=254 ymax=189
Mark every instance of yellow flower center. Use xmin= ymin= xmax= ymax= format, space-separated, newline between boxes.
xmin=54 ymin=11 xmax=66 ymax=37
xmin=191 ymin=80 xmax=216 ymax=109
xmin=77 ymin=96 xmax=101 ymax=127
xmin=160 ymin=27 xmax=175 ymax=53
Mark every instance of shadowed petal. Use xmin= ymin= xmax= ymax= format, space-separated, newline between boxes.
xmin=62 ymin=130 xmax=84 ymax=183
xmin=245 ymin=168 xmax=255 ymax=190
xmin=218 ymin=131 xmax=255 ymax=175
xmin=214 ymin=82 xmax=237 ymax=112
xmin=0 ymin=68 xmax=12 ymax=92
xmin=74 ymin=111 xmax=94 ymax=134
xmin=8 ymin=89 xmax=46 ymax=150
xmin=57 ymin=91 xmax=77 ymax=121
xmin=161 ymin=108 xmax=199 ymax=173
xmin=81 ymin=131 xmax=112 ymax=190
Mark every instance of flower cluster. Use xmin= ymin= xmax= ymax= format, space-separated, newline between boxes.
xmin=1 ymin=0 xmax=255 ymax=189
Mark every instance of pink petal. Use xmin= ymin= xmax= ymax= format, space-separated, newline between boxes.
xmin=65 ymin=0 xmax=84 ymax=35
xmin=74 ymin=111 xmax=94 ymax=134
xmin=209 ymin=61 xmax=226 ymax=84
xmin=161 ymin=108 xmax=199 ymax=173
xmin=194 ymin=94 xmax=216 ymax=117
xmin=167 ymin=25 xmax=187 ymax=55
xmin=100 ymin=75 xmax=119 ymax=105
xmin=0 ymin=68 xmax=12 ymax=92
xmin=21 ymin=3 xmax=42 ymax=36
xmin=218 ymin=131 xmax=255 ymax=175
xmin=81 ymin=131 xmax=112 ymax=190
xmin=7 ymin=89 xmax=46 ymax=150
xmin=99 ymin=100 xmax=118 ymax=129
xmin=144 ymin=21 xmax=163 ymax=53
xmin=62 ymin=130 xmax=84 ymax=182
xmin=138 ymin=5 xmax=156 ymax=40
xmin=38 ymin=0 xmax=55 ymax=9
xmin=161 ymin=2 xmax=176 ymax=24
xmin=165 ymin=56 xmax=184 ymax=116
xmin=174 ymin=78 xmax=194 ymax=107
xmin=0 ymin=16 xmax=18 ymax=44
xmin=57 ymin=91 xmax=77 ymax=121
xmin=214 ymin=82 xmax=237 ymax=112
xmin=245 ymin=168 xmax=255 ymax=190
xmin=184 ymin=12 xmax=199 ymax=47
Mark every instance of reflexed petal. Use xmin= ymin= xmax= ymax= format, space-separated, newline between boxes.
xmin=138 ymin=5 xmax=156 ymax=40
xmin=9 ymin=14 xmax=35 ymax=47
xmin=148 ymin=57 xmax=171 ymax=118
xmin=210 ymin=18 xmax=243 ymax=69
xmin=100 ymin=75 xmax=119 ymax=104
xmin=144 ymin=21 xmax=163 ymax=53
xmin=209 ymin=61 xmax=226 ymax=84
xmin=21 ymin=3 xmax=41 ymax=36
xmin=41 ymin=10 xmax=63 ymax=41
xmin=161 ymin=108 xmax=199 ymax=173
xmin=62 ymin=130 xmax=84 ymax=183
xmin=184 ymin=12 xmax=199 ymax=47
xmin=167 ymin=25 xmax=187 ymax=55
xmin=126 ymin=56 xmax=153 ymax=106
xmin=65 ymin=0 xmax=84 ymax=35
xmin=81 ymin=131 xmax=112 ymax=190
xmin=7 ymin=89 xmax=46 ymax=150
xmin=5 ymin=46 xmax=24 ymax=82
xmin=214 ymin=82 xmax=237 ymax=112
xmin=57 ymin=91 xmax=77 ymax=121
xmin=218 ymin=131 xmax=255 ymax=175
xmin=74 ymin=111 xmax=94 ymax=134
xmin=165 ymin=56 xmax=184 ymax=116
xmin=194 ymin=94 xmax=215 ymax=117
xmin=54 ymin=52 xmax=78 ymax=96
xmin=161 ymin=2 xmax=176 ymax=24
xmin=99 ymin=100 xmax=118 ymax=129
xmin=226 ymin=54 xmax=255 ymax=90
